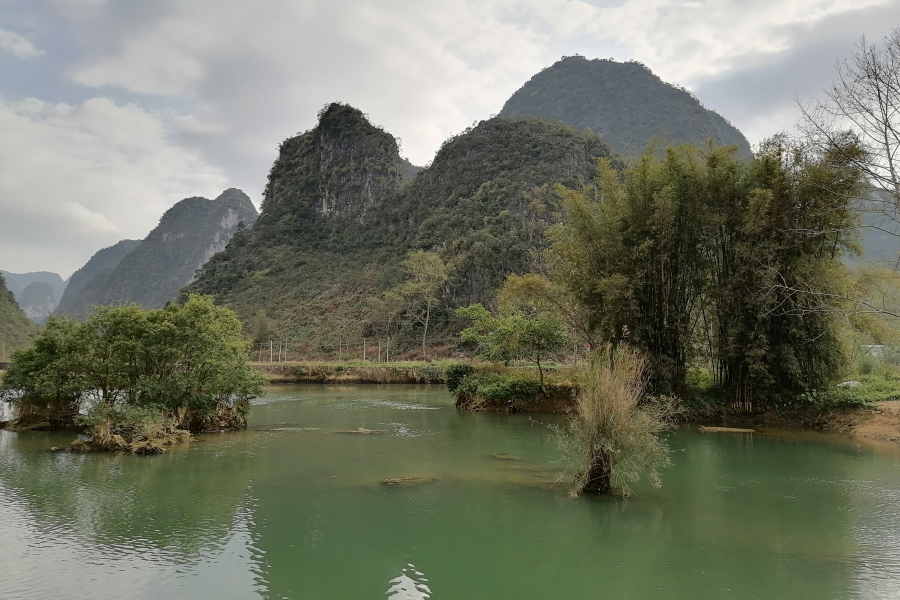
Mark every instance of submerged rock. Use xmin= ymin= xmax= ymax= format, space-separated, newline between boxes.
xmin=492 ymin=453 xmax=522 ymax=461
xmin=339 ymin=427 xmax=386 ymax=434
xmin=698 ymin=426 xmax=756 ymax=433
xmin=382 ymin=476 xmax=434 ymax=486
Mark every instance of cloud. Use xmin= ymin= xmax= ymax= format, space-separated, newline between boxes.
xmin=0 ymin=95 xmax=227 ymax=275
xmin=1 ymin=0 xmax=898 ymax=275
xmin=56 ymin=0 xmax=898 ymax=169
xmin=0 ymin=27 xmax=44 ymax=58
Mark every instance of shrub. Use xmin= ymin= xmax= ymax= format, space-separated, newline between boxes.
xmin=444 ymin=363 xmax=475 ymax=393
xmin=472 ymin=372 xmax=543 ymax=402
xmin=555 ymin=346 xmax=678 ymax=497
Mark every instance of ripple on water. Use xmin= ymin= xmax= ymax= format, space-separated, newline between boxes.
xmin=384 ymin=422 xmax=425 ymax=439
xmin=329 ymin=399 xmax=441 ymax=411
xmin=386 ymin=564 xmax=432 ymax=599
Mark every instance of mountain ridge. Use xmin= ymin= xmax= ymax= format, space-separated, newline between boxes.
xmin=60 ymin=188 xmax=258 ymax=316
xmin=188 ymin=103 xmax=618 ymax=339
xmin=499 ymin=56 xmax=752 ymax=157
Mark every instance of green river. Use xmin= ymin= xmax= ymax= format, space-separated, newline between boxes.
xmin=1 ymin=385 xmax=899 ymax=599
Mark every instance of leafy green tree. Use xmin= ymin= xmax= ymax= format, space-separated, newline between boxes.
xmin=456 ymin=303 xmax=567 ymax=391
xmin=1 ymin=295 xmax=267 ymax=441
xmin=387 ymin=251 xmax=449 ymax=359
xmin=538 ymin=140 xmax=864 ymax=406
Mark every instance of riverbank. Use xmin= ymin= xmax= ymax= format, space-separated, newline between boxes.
xmin=251 ymin=362 xmax=447 ymax=384
xmin=826 ymin=400 xmax=900 ymax=443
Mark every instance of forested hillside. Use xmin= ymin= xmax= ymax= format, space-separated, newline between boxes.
xmin=188 ymin=103 xmax=617 ymax=339
xmin=499 ymin=56 xmax=752 ymax=157
xmin=62 ymin=189 xmax=258 ymax=316
xmin=55 ymin=239 xmax=140 ymax=316
xmin=0 ymin=275 xmax=39 ymax=353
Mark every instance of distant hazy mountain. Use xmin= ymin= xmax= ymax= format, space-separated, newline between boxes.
xmin=61 ymin=189 xmax=258 ymax=316
xmin=0 ymin=274 xmax=39 ymax=354
xmin=0 ymin=271 xmax=68 ymax=305
xmin=499 ymin=56 xmax=752 ymax=157
xmin=55 ymin=239 xmax=140 ymax=316
xmin=18 ymin=281 xmax=55 ymax=324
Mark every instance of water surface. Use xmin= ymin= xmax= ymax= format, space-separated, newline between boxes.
xmin=1 ymin=384 xmax=899 ymax=599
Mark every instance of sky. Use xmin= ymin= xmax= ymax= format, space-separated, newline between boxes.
xmin=0 ymin=0 xmax=898 ymax=278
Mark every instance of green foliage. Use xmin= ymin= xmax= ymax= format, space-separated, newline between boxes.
xmin=457 ymin=302 xmax=567 ymax=388
xmin=543 ymin=139 xmax=864 ymax=407
xmin=452 ymin=370 xmax=543 ymax=403
xmin=443 ymin=362 xmax=475 ymax=393
xmin=0 ymin=274 xmax=39 ymax=354
xmin=499 ymin=56 xmax=751 ymax=158
xmin=383 ymin=251 xmax=449 ymax=358
xmin=1 ymin=295 xmax=266 ymax=434
xmin=857 ymin=353 xmax=880 ymax=375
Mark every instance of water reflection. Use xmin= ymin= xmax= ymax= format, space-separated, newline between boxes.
xmin=0 ymin=385 xmax=899 ymax=599
xmin=386 ymin=564 xmax=433 ymax=599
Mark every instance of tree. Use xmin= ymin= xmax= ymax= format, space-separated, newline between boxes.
xmin=1 ymin=295 xmax=267 ymax=449
xmin=456 ymin=303 xmax=567 ymax=391
xmin=529 ymin=141 xmax=863 ymax=407
xmin=387 ymin=251 xmax=449 ymax=359
xmin=798 ymin=27 xmax=900 ymax=207
xmin=252 ymin=310 xmax=271 ymax=346
xmin=542 ymin=152 xmax=709 ymax=395
xmin=555 ymin=346 xmax=676 ymax=496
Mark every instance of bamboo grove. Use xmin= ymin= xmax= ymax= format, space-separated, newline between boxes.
xmin=530 ymin=136 xmax=866 ymax=408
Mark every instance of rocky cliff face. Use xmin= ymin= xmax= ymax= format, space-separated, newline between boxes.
xmin=55 ymin=239 xmax=140 ymax=316
xmin=61 ymin=189 xmax=258 ymax=315
xmin=261 ymin=102 xmax=403 ymax=223
xmin=499 ymin=56 xmax=752 ymax=157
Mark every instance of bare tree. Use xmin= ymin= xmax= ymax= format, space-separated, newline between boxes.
xmin=798 ymin=27 xmax=900 ymax=211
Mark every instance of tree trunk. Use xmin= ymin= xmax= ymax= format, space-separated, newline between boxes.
xmin=536 ymin=356 xmax=547 ymax=396
xmin=580 ymin=449 xmax=613 ymax=494
xmin=422 ymin=300 xmax=431 ymax=360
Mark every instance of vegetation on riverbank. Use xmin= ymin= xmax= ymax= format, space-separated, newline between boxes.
xmin=445 ymin=363 xmax=575 ymax=412
xmin=0 ymin=295 xmax=266 ymax=452
xmin=254 ymin=361 xmax=448 ymax=384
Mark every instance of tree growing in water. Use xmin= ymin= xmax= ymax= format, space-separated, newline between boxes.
xmin=556 ymin=346 xmax=677 ymax=496
xmin=1 ymin=295 xmax=267 ymax=452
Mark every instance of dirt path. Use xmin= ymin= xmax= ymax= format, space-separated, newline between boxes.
xmin=843 ymin=401 xmax=900 ymax=443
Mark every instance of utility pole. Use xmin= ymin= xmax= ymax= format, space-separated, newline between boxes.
xmin=363 ymin=338 xmax=366 ymax=362
xmin=270 ymin=340 xmax=273 ymax=365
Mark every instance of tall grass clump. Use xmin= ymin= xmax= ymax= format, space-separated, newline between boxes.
xmin=556 ymin=346 xmax=678 ymax=497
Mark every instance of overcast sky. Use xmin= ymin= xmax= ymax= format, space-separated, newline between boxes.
xmin=1 ymin=0 xmax=898 ymax=277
